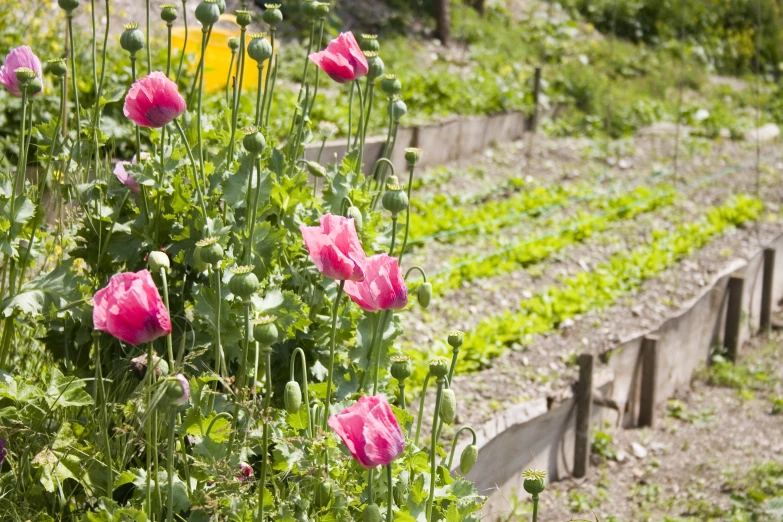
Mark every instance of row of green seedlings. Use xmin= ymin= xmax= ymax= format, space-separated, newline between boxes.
xmin=405 ymin=194 xmax=763 ymax=377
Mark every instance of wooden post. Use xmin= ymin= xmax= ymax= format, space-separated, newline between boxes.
xmin=528 ymin=67 xmax=542 ymax=132
xmin=761 ymin=248 xmax=776 ymax=331
xmin=573 ymin=353 xmax=593 ymax=478
xmin=638 ymin=336 xmax=659 ymax=428
xmin=725 ymin=275 xmax=745 ymax=362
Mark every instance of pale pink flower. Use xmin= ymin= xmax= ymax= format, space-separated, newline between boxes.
xmin=123 ymin=71 xmax=186 ymax=128
xmin=328 ymin=395 xmax=405 ymax=469
xmin=0 ymin=46 xmax=43 ymax=97
xmin=309 ymin=32 xmax=368 ymax=84
xmin=113 ymin=152 xmax=151 ymax=193
xmin=300 ymin=213 xmax=366 ymax=281
xmin=344 ymin=254 xmax=407 ymax=312
xmin=93 ymin=270 xmax=172 ymax=345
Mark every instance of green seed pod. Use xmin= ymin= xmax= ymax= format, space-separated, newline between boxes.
xmin=314 ymin=481 xmax=333 ymax=508
xmin=58 ymin=0 xmax=80 ymax=14
xmin=366 ymin=53 xmax=384 ymax=81
xmin=120 ymin=23 xmax=146 ymax=55
xmin=313 ymin=1 xmax=329 ymax=18
xmin=227 ymin=36 xmax=240 ymax=51
xmin=160 ymin=3 xmax=178 ymax=23
xmin=26 ymin=77 xmax=43 ymax=96
xmin=382 ymin=182 xmax=408 ymax=217
xmin=428 ymin=356 xmax=449 ymax=378
xmin=404 ymin=147 xmax=422 ymax=167
xmin=243 ymin=126 xmax=267 ymax=154
xmin=380 ymin=74 xmax=401 ymax=96
xmin=522 ymin=469 xmax=546 ymax=495
xmin=440 ymin=388 xmax=456 ymax=424
xmin=229 ymin=266 xmax=260 ymax=298
xmin=390 ymin=355 xmax=412 ymax=382
xmin=459 ymin=444 xmax=478 ymax=474
xmin=359 ymin=34 xmax=380 ymax=53
xmin=299 ymin=0 xmax=316 ymax=18
xmin=417 ymin=282 xmax=432 ymax=309
xmin=216 ymin=0 xmax=226 ymax=13
xmin=253 ymin=316 xmax=278 ymax=346
xmin=447 ymin=331 xmax=464 ymax=349
xmin=44 ymin=58 xmax=67 ymax=78
xmin=235 ymin=9 xmax=252 ymax=27
xmin=14 ymin=67 xmax=36 ymax=84
xmin=346 ymin=205 xmax=363 ymax=232
xmin=284 ymin=380 xmax=302 ymax=414
xmin=193 ymin=245 xmax=209 ymax=271
xmin=262 ymin=4 xmax=283 ymax=26
xmin=195 ymin=0 xmax=221 ymax=26
xmin=195 ymin=237 xmax=223 ymax=266
xmin=388 ymin=99 xmax=407 ymax=121
xmin=148 ymin=251 xmax=170 ymax=273
xmin=363 ymin=503 xmax=382 ymax=522
xmin=248 ymin=33 xmax=273 ymax=62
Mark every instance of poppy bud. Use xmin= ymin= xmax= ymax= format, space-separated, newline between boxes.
xmin=459 ymin=444 xmax=478 ymax=474
xmin=359 ymin=34 xmax=380 ymax=53
xmin=160 ymin=4 xmax=178 ymax=23
xmin=363 ymin=503 xmax=382 ymax=522
xmin=382 ymin=180 xmax=408 ymax=217
xmin=165 ymin=374 xmax=191 ymax=406
xmin=243 ymin=126 xmax=267 ymax=154
xmin=45 ymin=59 xmax=67 ymax=78
xmin=440 ymin=388 xmax=456 ymax=424
xmin=228 ymin=37 xmax=240 ymax=51
xmin=417 ymin=282 xmax=432 ymax=308
xmin=314 ymin=481 xmax=333 ymax=507
xmin=388 ymin=99 xmax=407 ymax=121
xmin=346 ymin=206 xmax=363 ymax=232
xmin=522 ymin=469 xmax=546 ymax=495
xmin=428 ymin=356 xmax=449 ymax=378
xmin=404 ymin=147 xmax=422 ymax=167
xmin=235 ymin=10 xmax=252 ymax=27
xmin=195 ymin=237 xmax=223 ymax=266
xmin=390 ymin=355 xmax=412 ymax=382
xmin=365 ymin=52 xmax=384 ymax=81
xmin=303 ymin=160 xmax=327 ymax=178
xmin=148 ymin=251 xmax=170 ymax=273
xmin=195 ymin=0 xmax=221 ymax=26
xmin=120 ymin=23 xmax=146 ymax=56
xmin=248 ymin=34 xmax=273 ymax=62
xmin=380 ymin=74 xmax=401 ymax=96
xmin=58 ymin=0 xmax=80 ymax=14
xmin=262 ymin=4 xmax=283 ymax=26
xmin=253 ymin=316 xmax=278 ymax=346
xmin=447 ymin=331 xmax=464 ymax=349
xmin=229 ymin=265 xmax=260 ymax=298
xmin=284 ymin=380 xmax=302 ymax=413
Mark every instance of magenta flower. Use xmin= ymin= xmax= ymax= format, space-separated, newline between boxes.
xmin=113 ymin=152 xmax=151 ymax=193
xmin=344 ymin=254 xmax=407 ymax=312
xmin=328 ymin=395 xmax=405 ymax=469
xmin=93 ymin=270 xmax=172 ymax=345
xmin=0 ymin=46 xmax=43 ymax=97
xmin=123 ymin=71 xmax=186 ymax=128
xmin=309 ymin=32 xmax=368 ymax=84
xmin=300 ymin=213 xmax=366 ymax=281
xmin=237 ymin=462 xmax=253 ymax=482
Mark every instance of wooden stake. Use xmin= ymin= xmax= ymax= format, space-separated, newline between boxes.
xmin=725 ymin=275 xmax=745 ymax=362
xmin=761 ymin=248 xmax=776 ymax=331
xmin=638 ymin=335 xmax=659 ymax=428
xmin=573 ymin=353 xmax=593 ymax=478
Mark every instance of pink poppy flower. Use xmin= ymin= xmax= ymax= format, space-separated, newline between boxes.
xmin=328 ymin=395 xmax=405 ymax=469
xmin=113 ymin=152 xmax=151 ymax=193
xmin=309 ymin=32 xmax=368 ymax=84
xmin=93 ymin=270 xmax=172 ymax=345
xmin=237 ymin=462 xmax=253 ymax=481
xmin=0 ymin=46 xmax=43 ymax=97
xmin=123 ymin=71 xmax=186 ymax=128
xmin=344 ymin=254 xmax=407 ymax=312
xmin=300 ymin=213 xmax=366 ymax=281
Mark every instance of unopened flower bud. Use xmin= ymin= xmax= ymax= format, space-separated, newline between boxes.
xmin=262 ymin=4 xmax=283 ymax=26
xmin=195 ymin=0 xmax=221 ymax=26
xmin=346 ymin=205 xmax=363 ymax=232
xmin=229 ymin=265 xmax=260 ymax=298
xmin=58 ymin=0 xmax=80 ymax=14
xmin=522 ymin=469 xmax=546 ymax=495
xmin=160 ymin=4 xmax=178 ymax=23
xmin=120 ymin=23 xmax=146 ymax=56
xmin=417 ymin=282 xmax=432 ymax=308
xmin=284 ymin=380 xmax=302 ymax=413
xmin=382 ymin=180 xmax=408 ymax=216
xmin=165 ymin=374 xmax=191 ymax=406
xmin=243 ymin=126 xmax=267 ymax=154
xmin=428 ymin=356 xmax=449 ymax=378
xmin=195 ymin=237 xmax=223 ymax=266
xmin=440 ymin=388 xmax=456 ymax=424
xmin=388 ymin=99 xmax=407 ymax=121
xmin=459 ymin=444 xmax=478 ymax=474
xmin=363 ymin=503 xmax=382 ymax=522
xmin=228 ymin=36 xmax=240 ymax=51
xmin=148 ymin=251 xmax=170 ymax=272
xmin=447 ymin=331 xmax=464 ymax=349
xmin=365 ymin=52 xmax=384 ymax=81
xmin=248 ymin=34 xmax=273 ymax=62
xmin=390 ymin=355 xmax=412 ymax=382
xmin=404 ymin=147 xmax=422 ymax=167
xmin=359 ymin=34 xmax=380 ymax=53
xmin=302 ymin=160 xmax=326 ymax=178
xmin=253 ymin=316 xmax=278 ymax=346
xmin=45 ymin=59 xmax=67 ymax=78
xmin=235 ymin=10 xmax=252 ymax=27
xmin=380 ymin=74 xmax=401 ymax=96
xmin=314 ymin=481 xmax=333 ymax=507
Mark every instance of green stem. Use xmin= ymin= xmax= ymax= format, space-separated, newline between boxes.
xmin=368 ymin=468 xmax=375 ymax=504
xmin=256 ymin=349 xmax=272 ymax=522
xmin=213 ymin=267 xmax=224 ymax=377
xmin=264 ymin=53 xmax=278 ymax=129
xmin=398 ymin=382 xmax=406 ymax=409
xmin=166 ymin=24 xmax=173 ymax=77
xmin=397 ymin=164 xmax=416 ymax=264
xmin=67 ymin=15 xmax=82 ymax=157
xmin=389 ymin=217 xmax=398 ymax=256
xmin=145 ymin=342 xmax=155 ymax=517
xmin=532 ymin=493 xmax=539 ymax=522
xmin=346 ymin=82 xmax=355 ymax=155
xmin=259 ymin=30 xmax=275 ymax=128
xmin=446 ymin=426 xmax=476 ymax=470
xmin=160 ymin=268 xmax=174 ymax=365
xmin=355 ymin=80 xmax=365 ymax=174
xmin=362 ymin=82 xmax=375 ymax=144
xmin=93 ymin=333 xmax=113 ymax=496
xmin=372 ymin=311 xmax=392 ymax=395
xmin=227 ymin=300 xmax=253 ymax=456
xmin=172 ymin=119 xmax=208 ymax=218
xmin=386 ymin=464 xmax=393 ymax=522
xmin=290 ymin=347 xmax=312 ymax=438
xmin=196 ymin=28 xmax=211 ymax=188
xmin=131 ymin=57 xmax=141 ymax=156
xmin=90 ymin=0 xmax=98 ymax=87
xmin=176 ymin=0 xmax=188 ymax=83
xmin=146 ymin=0 xmax=152 ymax=73
xmin=166 ymin=408 xmax=176 ymax=522
xmin=357 ymin=312 xmax=380 ymax=394
xmin=414 ymin=373 xmax=431 ymax=446
xmin=228 ymin=27 xmax=248 ymax=163
xmin=323 ymin=280 xmax=345 ymax=430
xmin=297 ymin=22 xmax=316 ymax=103
xmin=425 ymin=378 xmax=445 ymax=522
xmin=254 ymin=64 xmax=264 ymax=126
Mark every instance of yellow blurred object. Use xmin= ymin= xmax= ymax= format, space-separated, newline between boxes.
xmin=171 ymin=14 xmax=270 ymax=92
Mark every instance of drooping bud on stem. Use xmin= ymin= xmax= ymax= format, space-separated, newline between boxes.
xmin=148 ymin=251 xmax=170 ymax=273
xmin=439 ymin=388 xmax=456 ymax=424
xmin=284 ymin=380 xmax=302 ymax=413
